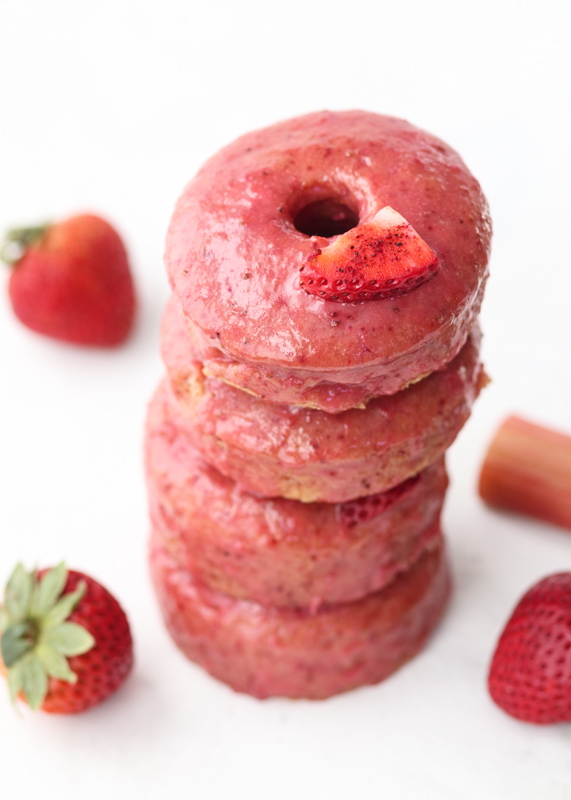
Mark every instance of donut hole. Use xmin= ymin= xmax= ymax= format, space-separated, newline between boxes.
xmin=293 ymin=198 xmax=359 ymax=238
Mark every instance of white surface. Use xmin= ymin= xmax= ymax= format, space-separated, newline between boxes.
xmin=1 ymin=0 xmax=571 ymax=797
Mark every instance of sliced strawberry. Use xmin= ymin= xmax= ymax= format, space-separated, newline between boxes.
xmin=299 ymin=206 xmax=439 ymax=302
xmin=339 ymin=475 xmax=420 ymax=529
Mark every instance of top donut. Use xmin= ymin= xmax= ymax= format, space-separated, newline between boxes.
xmin=165 ymin=111 xmax=491 ymax=411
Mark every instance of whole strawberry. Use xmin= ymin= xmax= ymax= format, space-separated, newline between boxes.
xmin=488 ymin=573 xmax=571 ymax=724
xmin=2 ymin=214 xmax=135 ymax=345
xmin=0 ymin=562 xmax=133 ymax=713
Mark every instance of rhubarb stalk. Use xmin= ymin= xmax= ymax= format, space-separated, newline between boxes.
xmin=479 ymin=416 xmax=571 ymax=531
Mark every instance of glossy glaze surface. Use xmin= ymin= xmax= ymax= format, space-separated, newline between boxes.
xmin=149 ymin=539 xmax=451 ymax=700
xmin=161 ymin=295 xmax=485 ymax=501
xmin=145 ymin=379 xmax=448 ymax=606
xmin=166 ymin=110 xmax=491 ymax=406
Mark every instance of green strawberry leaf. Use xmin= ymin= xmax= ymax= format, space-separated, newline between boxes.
xmin=42 ymin=622 xmax=94 ymax=656
xmin=42 ymin=581 xmax=86 ymax=628
xmin=20 ymin=653 xmax=48 ymax=710
xmin=0 ymin=224 xmax=50 ymax=266
xmin=1 ymin=621 xmax=36 ymax=668
xmin=30 ymin=563 xmax=67 ymax=618
xmin=7 ymin=661 xmax=24 ymax=704
xmin=4 ymin=564 xmax=34 ymax=622
xmin=0 ymin=606 xmax=9 ymax=631
xmin=36 ymin=643 xmax=77 ymax=683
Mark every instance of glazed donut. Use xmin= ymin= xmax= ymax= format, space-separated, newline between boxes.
xmin=149 ymin=537 xmax=451 ymax=700
xmin=146 ymin=378 xmax=448 ymax=607
xmin=161 ymin=293 xmax=485 ymax=502
xmin=165 ymin=110 xmax=491 ymax=412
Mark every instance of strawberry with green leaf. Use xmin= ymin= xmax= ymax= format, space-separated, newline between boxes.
xmin=0 ymin=563 xmax=133 ymax=713
xmin=2 ymin=214 xmax=136 ymax=346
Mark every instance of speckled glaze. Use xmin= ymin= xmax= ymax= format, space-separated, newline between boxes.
xmin=165 ymin=110 xmax=491 ymax=411
xmin=161 ymin=294 xmax=485 ymax=502
xmin=145 ymin=378 xmax=448 ymax=607
xmin=149 ymin=538 xmax=451 ymax=700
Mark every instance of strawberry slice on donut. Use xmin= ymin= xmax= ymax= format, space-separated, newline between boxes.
xmin=300 ymin=206 xmax=439 ymax=302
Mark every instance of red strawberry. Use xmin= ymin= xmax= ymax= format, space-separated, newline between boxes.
xmin=0 ymin=563 xmax=133 ymax=713
xmin=2 ymin=214 xmax=135 ymax=345
xmin=340 ymin=475 xmax=420 ymax=529
xmin=299 ymin=206 xmax=439 ymax=302
xmin=488 ymin=573 xmax=571 ymax=724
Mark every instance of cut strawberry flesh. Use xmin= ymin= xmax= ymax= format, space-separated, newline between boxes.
xmin=340 ymin=475 xmax=420 ymax=529
xmin=479 ymin=416 xmax=571 ymax=532
xmin=299 ymin=206 xmax=439 ymax=302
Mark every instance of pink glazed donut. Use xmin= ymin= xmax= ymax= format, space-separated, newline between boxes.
xmin=165 ymin=110 xmax=491 ymax=412
xmin=145 ymin=378 xmax=447 ymax=608
xmin=161 ymin=293 xmax=485 ymax=502
xmin=149 ymin=538 xmax=451 ymax=700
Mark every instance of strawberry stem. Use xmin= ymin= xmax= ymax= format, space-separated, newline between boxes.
xmin=0 ymin=224 xmax=50 ymax=266
xmin=1 ymin=563 xmax=95 ymax=711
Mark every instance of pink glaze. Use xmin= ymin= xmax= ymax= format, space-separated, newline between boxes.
xmin=145 ymin=379 xmax=447 ymax=608
xmin=149 ymin=538 xmax=451 ymax=700
xmin=161 ymin=293 xmax=485 ymax=502
xmin=166 ymin=110 xmax=491 ymax=410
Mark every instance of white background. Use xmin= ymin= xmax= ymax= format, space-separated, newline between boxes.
xmin=1 ymin=0 xmax=571 ymax=797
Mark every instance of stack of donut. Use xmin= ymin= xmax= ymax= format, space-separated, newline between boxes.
xmin=146 ymin=111 xmax=492 ymax=699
